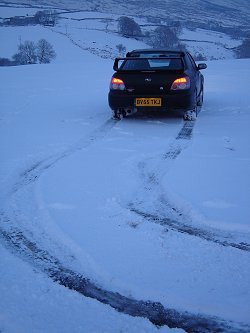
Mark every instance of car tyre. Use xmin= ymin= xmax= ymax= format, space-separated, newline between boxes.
xmin=184 ymin=110 xmax=196 ymax=121
xmin=112 ymin=108 xmax=126 ymax=120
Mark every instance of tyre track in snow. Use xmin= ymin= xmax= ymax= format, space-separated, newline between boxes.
xmin=1 ymin=117 xmax=249 ymax=332
xmin=128 ymin=120 xmax=250 ymax=252
xmin=0 ymin=220 xmax=249 ymax=333
xmin=128 ymin=206 xmax=250 ymax=252
xmin=11 ymin=118 xmax=117 ymax=193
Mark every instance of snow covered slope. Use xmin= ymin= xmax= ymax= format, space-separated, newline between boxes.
xmin=1 ymin=0 xmax=250 ymax=28
xmin=0 ymin=7 xmax=243 ymax=61
xmin=0 ymin=6 xmax=250 ymax=333
xmin=0 ymin=0 xmax=248 ymax=60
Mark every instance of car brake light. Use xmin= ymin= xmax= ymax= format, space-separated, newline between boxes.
xmin=171 ymin=76 xmax=190 ymax=90
xmin=110 ymin=77 xmax=125 ymax=90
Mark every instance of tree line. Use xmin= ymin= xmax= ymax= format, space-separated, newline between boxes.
xmin=0 ymin=39 xmax=56 ymax=66
xmin=117 ymin=16 xmax=183 ymax=50
xmin=117 ymin=16 xmax=250 ymax=59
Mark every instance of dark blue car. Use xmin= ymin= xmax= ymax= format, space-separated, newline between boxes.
xmin=108 ymin=49 xmax=207 ymax=120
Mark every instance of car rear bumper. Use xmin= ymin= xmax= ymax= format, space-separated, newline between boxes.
xmin=108 ymin=91 xmax=195 ymax=112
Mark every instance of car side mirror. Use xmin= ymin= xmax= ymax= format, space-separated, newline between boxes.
xmin=197 ymin=63 xmax=207 ymax=70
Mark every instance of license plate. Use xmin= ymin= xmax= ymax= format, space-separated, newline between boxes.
xmin=136 ymin=98 xmax=162 ymax=107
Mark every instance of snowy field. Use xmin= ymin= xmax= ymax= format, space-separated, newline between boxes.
xmin=0 ymin=6 xmax=250 ymax=333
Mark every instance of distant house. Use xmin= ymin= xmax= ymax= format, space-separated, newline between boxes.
xmin=1 ymin=10 xmax=58 ymax=27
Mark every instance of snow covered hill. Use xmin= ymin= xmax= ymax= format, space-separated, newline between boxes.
xmin=1 ymin=0 xmax=249 ymax=60
xmin=1 ymin=0 xmax=250 ymax=28
xmin=0 ymin=4 xmax=244 ymax=61
xmin=0 ymin=4 xmax=250 ymax=333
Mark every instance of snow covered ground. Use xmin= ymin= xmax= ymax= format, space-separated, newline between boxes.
xmin=0 ymin=6 xmax=250 ymax=333
xmin=180 ymin=28 xmax=241 ymax=60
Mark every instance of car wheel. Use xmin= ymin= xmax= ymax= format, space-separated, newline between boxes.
xmin=183 ymin=110 xmax=196 ymax=121
xmin=112 ymin=108 xmax=125 ymax=120
xmin=183 ymin=91 xmax=198 ymax=120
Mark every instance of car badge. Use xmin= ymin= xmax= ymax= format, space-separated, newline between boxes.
xmin=145 ymin=78 xmax=152 ymax=82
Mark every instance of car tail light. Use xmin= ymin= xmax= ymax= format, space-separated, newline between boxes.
xmin=171 ymin=76 xmax=190 ymax=90
xmin=110 ymin=77 xmax=125 ymax=90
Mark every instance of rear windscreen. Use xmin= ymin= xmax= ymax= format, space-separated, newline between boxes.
xmin=120 ymin=58 xmax=183 ymax=71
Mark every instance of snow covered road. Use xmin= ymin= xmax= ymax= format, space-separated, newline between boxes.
xmin=0 ymin=22 xmax=250 ymax=333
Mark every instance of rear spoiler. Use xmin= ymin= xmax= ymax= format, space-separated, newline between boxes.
xmin=126 ymin=51 xmax=185 ymax=57
xmin=113 ymin=57 xmax=183 ymax=71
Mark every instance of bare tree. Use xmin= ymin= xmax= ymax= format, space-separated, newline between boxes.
xmin=36 ymin=39 xmax=56 ymax=63
xmin=34 ymin=10 xmax=58 ymax=26
xmin=151 ymin=26 xmax=179 ymax=48
xmin=118 ymin=16 xmax=141 ymax=37
xmin=194 ymin=53 xmax=207 ymax=61
xmin=116 ymin=44 xmax=126 ymax=56
xmin=13 ymin=40 xmax=37 ymax=64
